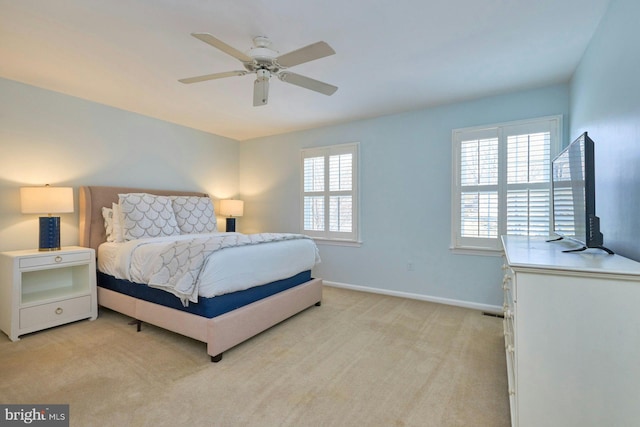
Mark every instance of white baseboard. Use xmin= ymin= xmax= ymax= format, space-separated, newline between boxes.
xmin=322 ymin=280 xmax=502 ymax=314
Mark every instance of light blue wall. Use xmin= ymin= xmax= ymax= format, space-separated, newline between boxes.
xmin=0 ymin=75 xmax=576 ymax=308
xmin=5 ymin=0 xmax=633 ymax=308
xmin=569 ymin=0 xmax=640 ymax=260
xmin=0 ymin=78 xmax=240 ymax=252
xmin=240 ymin=84 xmax=569 ymax=308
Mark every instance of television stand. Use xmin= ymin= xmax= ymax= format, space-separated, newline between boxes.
xmin=562 ymin=245 xmax=615 ymax=255
xmin=545 ymin=236 xmax=614 ymax=254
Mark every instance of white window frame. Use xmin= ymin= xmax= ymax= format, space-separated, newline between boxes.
xmin=301 ymin=142 xmax=360 ymax=245
xmin=451 ymin=115 xmax=562 ymax=254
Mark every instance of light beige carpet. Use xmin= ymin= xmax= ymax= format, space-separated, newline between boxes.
xmin=0 ymin=286 xmax=510 ymax=426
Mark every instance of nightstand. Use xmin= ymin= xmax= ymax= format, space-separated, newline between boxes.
xmin=0 ymin=246 xmax=97 ymax=341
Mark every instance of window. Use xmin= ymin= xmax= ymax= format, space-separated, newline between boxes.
xmin=301 ymin=143 xmax=359 ymax=243
xmin=451 ymin=116 xmax=561 ymax=252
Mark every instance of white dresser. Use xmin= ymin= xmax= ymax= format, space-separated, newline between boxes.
xmin=501 ymin=235 xmax=640 ymax=427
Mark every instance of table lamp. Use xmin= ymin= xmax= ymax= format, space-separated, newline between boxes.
xmin=20 ymin=185 xmax=74 ymax=251
xmin=219 ymin=199 xmax=244 ymax=232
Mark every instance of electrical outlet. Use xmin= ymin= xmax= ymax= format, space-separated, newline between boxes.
xmin=407 ymin=261 xmax=414 ymax=271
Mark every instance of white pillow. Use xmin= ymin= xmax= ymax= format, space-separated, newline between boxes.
xmin=171 ymin=196 xmax=217 ymax=234
xmin=101 ymin=203 xmax=126 ymax=243
xmin=102 ymin=206 xmax=115 ymax=242
xmin=111 ymin=202 xmax=125 ymax=243
xmin=118 ymin=193 xmax=180 ymax=241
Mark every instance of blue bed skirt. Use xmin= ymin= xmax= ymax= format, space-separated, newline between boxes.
xmin=97 ymin=270 xmax=312 ymax=319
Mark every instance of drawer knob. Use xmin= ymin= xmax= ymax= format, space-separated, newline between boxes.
xmin=55 ymin=307 xmax=63 ymax=315
xmin=55 ymin=256 xmax=63 ymax=263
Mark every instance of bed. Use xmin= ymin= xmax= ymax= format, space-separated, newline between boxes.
xmin=79 ymin=186 xmax=322 ymax=362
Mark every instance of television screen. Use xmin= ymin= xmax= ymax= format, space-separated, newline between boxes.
xmin=552 ymin=135 xmax=587 ymax=241
xmin=551 ymin=132 xmax=611 ymax=253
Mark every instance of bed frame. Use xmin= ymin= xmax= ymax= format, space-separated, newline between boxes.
xmin=78 ymin=186 xmax=322 ymax=362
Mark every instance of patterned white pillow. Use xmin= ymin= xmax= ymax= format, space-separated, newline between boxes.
xmin=171 ymin=196 xmax=217 ymax=234
xmin=118 ymin=193 xmax=180 ymax=241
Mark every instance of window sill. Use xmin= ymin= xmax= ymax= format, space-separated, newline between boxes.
xmin=449 ymin=246 xmax=502 ymax=257
xmin=312 ymin=238 xmax=362 ymax=248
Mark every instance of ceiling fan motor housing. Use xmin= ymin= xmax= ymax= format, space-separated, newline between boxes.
xmin=245 ymin=37 xmax=281 ymax=73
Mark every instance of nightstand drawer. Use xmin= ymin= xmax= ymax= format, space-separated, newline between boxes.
xmin=19 ymin=295 xmax=92 ymax=329
xmin=19 ymin=251 xmax=91 ymax=269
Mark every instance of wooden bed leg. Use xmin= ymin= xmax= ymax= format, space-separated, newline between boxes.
xmin=211 ymin=353 xmax=223 ymax=363
xmin=315 ymin=301 xmax=322 ymax=306
xmin=128 ymin=319 xmax=142 ymax=332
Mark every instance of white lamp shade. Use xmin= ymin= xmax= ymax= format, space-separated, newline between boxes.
xmin=20 ymin=186 xmax=74 ymax=214
xmin=219 ymin=199 xmax=244 ymax=217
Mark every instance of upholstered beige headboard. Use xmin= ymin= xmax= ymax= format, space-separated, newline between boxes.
xmin=79 ymin=186 xmax=208 ymax=253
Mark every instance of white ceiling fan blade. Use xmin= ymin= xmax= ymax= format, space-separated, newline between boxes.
xmin=178 ymin=70 xmax=247 ymax=84
xmin=191 ymin=33 xmax=253 ymax=63
xmin=278 ymin=72 xmax=338 ymax=96
xmin=253 ymin=70 xmax=270 ymax=106
xmin=276 ymin=41 xmax=335 ymax=68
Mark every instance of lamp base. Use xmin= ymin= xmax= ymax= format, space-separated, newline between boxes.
xmin=225 ymin=217 xmax=236 ymax=233
xmin=39 ymin=216 xmax=61 ymax=251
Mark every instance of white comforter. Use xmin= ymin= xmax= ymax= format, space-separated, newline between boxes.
xmin=98 ymin=232 xmax=320 ymax=300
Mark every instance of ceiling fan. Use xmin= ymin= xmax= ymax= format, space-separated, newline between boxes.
xmin=179 ymin=33 xmax=338 ymax=106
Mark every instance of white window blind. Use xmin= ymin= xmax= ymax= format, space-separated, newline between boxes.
xmin=459 ymin=135 xmax=499 ymax=240
xmin=302 ymin=143 xmax=359 ymax=242
xmin=505 ymin=132 xmax=551 ymax=236
xmin=452 ymin=116 xmax=561 ymax=252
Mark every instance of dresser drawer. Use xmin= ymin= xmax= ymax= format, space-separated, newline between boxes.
xmin=504 ymin=285 xmax=514 ymax=310
xmin=504 ymin=316 xmax=515 ymax=347
xmin=19 ymin=295 xmax=92 ymax=329
xmin=19 ymin=251 xmax=92 ymax=269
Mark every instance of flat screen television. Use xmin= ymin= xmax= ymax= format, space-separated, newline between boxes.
xmin=551 ymin=132 xmax=613 ymax=253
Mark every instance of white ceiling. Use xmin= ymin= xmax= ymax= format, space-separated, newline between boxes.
xmin=0 ymin=0 xmax=611 ymax=141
